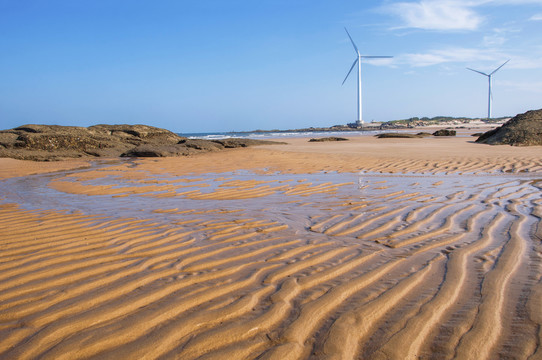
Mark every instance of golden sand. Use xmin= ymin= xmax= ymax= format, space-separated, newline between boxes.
xmin=1 ymin=134 xmax=541 ymax=359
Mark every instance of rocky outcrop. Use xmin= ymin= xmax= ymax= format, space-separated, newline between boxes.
xmin=211 ymin=138 xmax=280 ymax=148
xmin=123 ymin=139 xmax=282 ymax=157
xmin=432 ymin=129 xmax=456 ymax=136
xmin=376 ymin=131 xmax=450 ymax=139
xmin=375 ymin=133 xmax=424 ymax=138
xmin=476 ymin=109 xmax=542 ymax=146
xmin=0 ymin=124 xmax=283 ymax=160
xmin=308 ymin=137 xmax=349 ymax=142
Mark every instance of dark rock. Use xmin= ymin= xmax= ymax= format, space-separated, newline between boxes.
xmin=179 ymin=139 xmax=225 ymax=151
xmin=432 ymin=129 xmax=456 ymax=136
xmin=308 ymin=137 xmax=349 ymax=142
xmin=476 ymin=109 xmax=542 ymax=146
xmin=0 ymin=124 xmax=283 ymax=160
xmin=212 ymin=138 xmax=284 ymax=148
xmin=122 ymin=144 xmax=194 ymax=157
xmin=376 ymin=133 xmax=424 ymax=138
xmin=0 ymin=132 xmax=20 ymax=148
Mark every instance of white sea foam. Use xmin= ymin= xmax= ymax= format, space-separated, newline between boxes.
xmin=181 ymin=130 xmax=386 ymax=140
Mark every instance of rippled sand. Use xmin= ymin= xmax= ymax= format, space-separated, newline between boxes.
xmin=1 ymin=135 xmax=541 ymax=359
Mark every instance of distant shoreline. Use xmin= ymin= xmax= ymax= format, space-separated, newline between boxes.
xmin=239 ymin=117 xmax=509 ymax=134
xmin=182 ymin=118 xmax=506 ymax=139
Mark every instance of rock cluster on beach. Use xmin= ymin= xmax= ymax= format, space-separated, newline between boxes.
xmin=0 ymin=124 xmax=282 ymax=161
xmin=476 ymin=109 xmax=542 ymax=146
xmin=376 ymin=130 xmax=456 ymax=139
xmin=308 ymin=137 xmax=349 ymax=142
xmin=375 ymin=132 xmax=433 ymax=138
xmin=432 ymin=129 xmax=456 ymax=136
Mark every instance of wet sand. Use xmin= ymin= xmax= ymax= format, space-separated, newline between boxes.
xmin=1 ymin=134 xmax=541 ymax=359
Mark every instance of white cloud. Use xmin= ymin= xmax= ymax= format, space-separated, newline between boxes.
xmin=483 ymin=34 xmax=506 ymax=46
xmin=378 ymin=1 xmax=542 ymax=69
xmin=399 ymin=47 xmax=499 ymax=66
xmin=482 ymin=0 xmax=542 ymax=5
xmin=397 ymin=46 xmax=542 ymax=69
xmin=460 ymin=0 xmax=542 ymax=6
xmin=481 ymin=26 xmax=521 ymax=47
xmin=401 ymin=53 xmax=448 ymax=66
xmin=364 ymin=58 xmax=395 ymax=66
xmin=384 ymin=0 xmax=483 ymax=30
xmin=499 ymin=80 xmax=542 ymax=92
xmin=503 ymin=56 xmax=542 ymax=68
xmin=383 ymin=0 xmax=542 ymax=30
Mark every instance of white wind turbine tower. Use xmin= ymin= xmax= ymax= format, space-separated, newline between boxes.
xmin=466 ymin=59 xmax=510 ymax=120
xmin=342 ymin=27 xmax=392 ymax=126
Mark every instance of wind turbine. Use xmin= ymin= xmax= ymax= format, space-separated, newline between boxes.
xmin=466 ymin=59 xmax=510 ymax=120
xmin=342 ymin=27 xmax=392 ymax=126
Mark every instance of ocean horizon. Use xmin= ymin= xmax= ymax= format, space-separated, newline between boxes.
xmin=178 ymin=129 xmax=386 ymax=140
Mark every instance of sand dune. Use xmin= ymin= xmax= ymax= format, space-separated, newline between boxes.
xmin=1 ymin=135 xmax=541 ymax=359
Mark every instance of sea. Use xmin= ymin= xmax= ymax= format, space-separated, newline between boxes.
xmin=178 ymin=129 xmax=385 ymax=140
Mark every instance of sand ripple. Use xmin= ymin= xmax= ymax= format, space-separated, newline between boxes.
xmin=1 ymin=162 xmax=541 ymax=359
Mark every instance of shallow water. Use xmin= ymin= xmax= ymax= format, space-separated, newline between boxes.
xmin=1 ymin=165 xmax=539 ymax=232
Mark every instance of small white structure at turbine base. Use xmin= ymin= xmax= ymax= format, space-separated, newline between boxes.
xmin=342 ymin=28 xmax=392 ymax=126
xmin=467 ymin=59 xmax=510 ymax=120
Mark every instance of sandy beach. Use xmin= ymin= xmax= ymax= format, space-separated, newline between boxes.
xmin=1 ymin=133 xmax=541 ymax=359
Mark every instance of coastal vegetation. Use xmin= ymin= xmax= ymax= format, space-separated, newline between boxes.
xmin=382 ymin=115 xmax=509 ymax=127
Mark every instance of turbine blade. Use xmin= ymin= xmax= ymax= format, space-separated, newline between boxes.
xmin=489 ymin=59 xmax=510 ymax=76
xmin=466 ymin=67 xmax=489 ymax=76
xmin=342 ymin=58 xmax=359 ymax=85
xmin=361 ymin=56 xmax=393 ymax=58
xmin=344 ymin=27 xmax=359 ymax=55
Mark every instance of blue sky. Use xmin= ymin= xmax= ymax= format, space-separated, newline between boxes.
xmin=1 ymin=0 xmax=541 ymax=133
